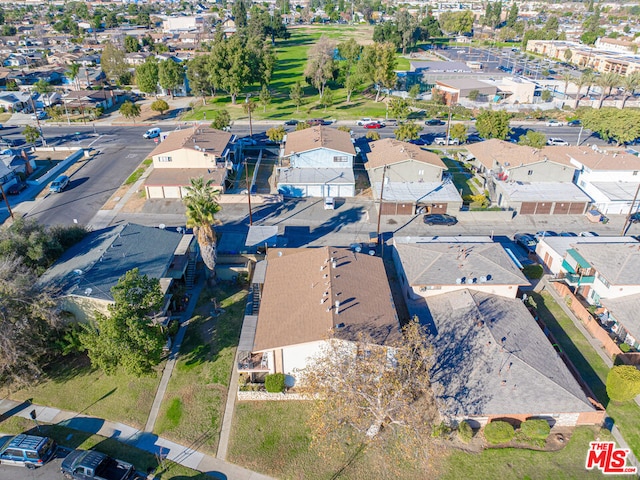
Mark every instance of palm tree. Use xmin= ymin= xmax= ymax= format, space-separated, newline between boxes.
xmin=183 ymin=177 xmax=221 ymax=283
xmin=572 ymin=74 xmax=587 ymax=109
xmin=596 ymin=72 xmax=620 ymax=109
xmin=67 ymin=63 xmax=81 ymax=91
xmin=561 ymin=73 xmax=574 ymax=100
xmin=583 ymin=71 xmax=596 ymax=99
xmin=620 ymin=72 xmax=640 ymax=109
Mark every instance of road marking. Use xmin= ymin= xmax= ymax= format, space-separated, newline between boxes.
xmin=88 ymin=135 xmax=103 ymax=147
xmin=126 ymin=153 xmax=137 ymax=159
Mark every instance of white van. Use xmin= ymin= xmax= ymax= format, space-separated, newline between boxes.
xmin=324 ymin=197 xmax=335 ymax=210
xmin=143 ymin=128 xmax=161 ymax=139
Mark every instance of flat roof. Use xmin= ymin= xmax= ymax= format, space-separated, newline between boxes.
xmin=496 ymin=182 xmax=592 ymax=202
xmin=277 ymin=167 xmax=355 ymax=185
xmin=590 ymin=182 xmax=640 ymax=202
xmin=373 ymin=180 xmax=462 ymax=203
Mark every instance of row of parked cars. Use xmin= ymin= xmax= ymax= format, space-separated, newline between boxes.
xmin=0 ymin=433 xmax=138 ymax=479
xmin=514 ymin=231 xmax=599 ymax=254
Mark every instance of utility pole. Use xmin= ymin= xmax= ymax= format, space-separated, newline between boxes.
xmin=445 ymin=103 xmax=453 ymax=145
xmin=622 ymin=182 xmax=640 ymax=235
xmin=376 ymin=165 xmax=388 ymax=254
xmin=245 ymin=94 xmax=253 ymax=137
xmin=0 ymin=183 xmax=14 ymax=219
xmin=244 ymin=158 xmax=253 ymax=226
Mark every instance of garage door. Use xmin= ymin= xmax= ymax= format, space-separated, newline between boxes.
xmin=163 ymin=186 xmax=181 ymax=198
xmin=553 ymin=202 xmax=570 ymax=214
xmin=380 ymin=202 xmax=398 ymax=215
xmin=535 ymin=202 xmax=552 ymax=214
xmin=430 ymin=203 xmax=448 ymax=214
xmin=337 ymin=184 xmax=355 ymax=197
xmin=569 ymin=202 xmax=587 ymax=214
xmin=520 ymin=202 xmax=536 ymax=215
xmin=306 ymin=185 xmax=323 ymax=197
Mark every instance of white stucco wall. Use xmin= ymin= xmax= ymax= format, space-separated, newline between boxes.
xmin=409 ymin=284 xmax=519 ymax=299
xmin=281 ymin=340 xmax=327 ymax=384
xmin=291 ymin=148 xmax=354 ymax=169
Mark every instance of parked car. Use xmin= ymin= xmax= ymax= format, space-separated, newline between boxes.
xmin=514 ymin=233 xmax=538 ymax=254
xmin=0 ymin=434 xmax=57 ymax=469
xmin=6 ymin=181 xmax=26 ymax=194
xmin=143 ymin=128 xmax=161 ymax=139
xmin=629 ymin=212 xmax=640 ymax=224
xmin=423 ymin=213 xmax=458 ymax=226
xmin=547 ymin=138 xmax=569 ymax=146
xmin=308 ymin=118 xmax=328 ymax=126
xmin=31 ymin=111 xmax=46 ymax=120
xmin=385 ymin=118 xmax=398 ymax=127
xmin=408 ymin=138 xmax=426 ymax=145
xmin=49 ymin=175 xmax=69 ymax=193
xmin=425 ymin=119 xmax=445 ymax=126
xmin=434 ymin=137 xmax=459 ymax=145
xmin=363 ymin=122 xmax=383 ymax=129
xmin=323 ymin=196 xmax=335 ymax=210
xmin=545 ymin=119 xmax=564 ymax=127
xmin=534 ymin=230 xmax=558 ymax=240
xmin=356 ymin=118 xmax=374 ymax=126
xmin=567 ymin=119 xmax=581 ymax=126
xmin=559 ymin=231 xmax=578 ymax=237
xmin=466 ymin=134 xmax=484 ymax=143
xmin=61 ymin=449 xmax=135 ymax=480
xmin=579 ymin=231 xmax=599 ymax=237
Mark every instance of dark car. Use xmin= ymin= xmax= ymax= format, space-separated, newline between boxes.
xmin=6 ymin=181 xmax=26 ymax=194
xmin=0 ymin=434 xmax=57 ymax=469
xmin=567 ymin=119 xmax=581 ymax=126
xmin=514 ymin=233 xmax=538 ymax=254
xmin=284 ymin=119 xmax=299 ymax=126
xmin=308 ymin=118 xmax=329 ymax=126
xmin=534 ymin=230 xmax=558 ymax=240
xmin=425 ymin=119 xmax=445 ymax=126
xmin=363 ymin=122 xmax=383 ymax=129
xmin=408 ymin=138 xmax=426 ymax=145
xmin=629 ymin=212 xmax=640 ymax=224
xmin=423 ymin=213 xmax=458 ymax=226
xmin=559 ymin=231 xmax=578 ymax=237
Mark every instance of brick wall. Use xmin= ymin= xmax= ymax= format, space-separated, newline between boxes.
xmin=551 ymin=282 xmax=622 ymax=359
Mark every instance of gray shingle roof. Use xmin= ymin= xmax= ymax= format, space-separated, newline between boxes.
xmin=574 ymin=243 xmax=640 ymax=285
xmin=393 ymin=237 xmax=529 ymax=287
xmin=425 ymin=289 xmax=595 ymax=417
xmin=38 ymin=223 xmax=183 ymax=302
xmin=600 ymin=294 xmax=640 ymax=342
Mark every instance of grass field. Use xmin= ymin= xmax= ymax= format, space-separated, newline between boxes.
xmin=531 ymin=291 xmax=640 ymax=460
xmin=153 ymin=284 xmax=248 ymax=455
xmin=1 ymin=356 xmax=161 ymax=429
xmin=182 ymin=25 xmax=413 ymax=124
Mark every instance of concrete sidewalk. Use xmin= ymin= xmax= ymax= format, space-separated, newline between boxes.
xmin=0 ymin=398 xmax=274 ymax=479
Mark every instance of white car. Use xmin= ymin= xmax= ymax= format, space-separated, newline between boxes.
xmin=434 ymin=137 xmax=460 ymax=146
xmin=547 ymin=138 xmax=569 ymax=146
xmin=545 ymin=119 xmax=564 ymax=127
xmin=357 ymin=118 xmax=374 ymax=126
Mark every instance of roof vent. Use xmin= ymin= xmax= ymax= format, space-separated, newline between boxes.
xmin=335 ymin=322 xmax=345 ymax=329
xmin=466 ymin=277 xmax=475 ymax=284
xmin=479 ymin=276 xmax=487 ymax=283
xmin=73 ymin=269 xmax=83 ymax=275
xmin=84 ymin=288 xmax=92 ymax=296
xmin=335 ymin=300 xmax=340 ymax=314
xmin=455 ymin=278 xmax=462 ymax=284
xmin=278 ymin=251 xmax=283 ymax=257
xmin=158 ymin=224 xmax=166 ymax=229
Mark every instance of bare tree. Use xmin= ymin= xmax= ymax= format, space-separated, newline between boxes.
xmin=304 ymin=36 xmax=336 ymax=97
xmin=301 ymin=318 xmax=440 ymax=468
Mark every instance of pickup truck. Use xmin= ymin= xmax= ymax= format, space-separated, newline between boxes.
xmin=61 ymin=449 xmax=136 ymax=480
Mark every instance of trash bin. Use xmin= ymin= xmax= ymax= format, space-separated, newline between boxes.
xmin=602 ymin=217 xmax=609 ymax=224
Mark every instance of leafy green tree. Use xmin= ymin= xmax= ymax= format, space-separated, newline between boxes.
xmin=518 ymin=130 xmax=547 ymax=148
xmin=581 ymin=108 xmax=640 ymax=145
xmin=34 ymin=79 xmax=52 ymax=95
xmin=320 ymin=86 xmax=334 ymax=112
xmin=564 ymin=49 xmax=573 ymax=62
xmin=408 ymin=84 xmax=421 ymax=103
xmin=210 ymin=109 xmax=231 ymax=130
xmin=210 ymin=35 xmax=251 ymax=104
xmin=124 ymin=35 xmax=140 ymax=53
xmin=304 ymin=35 xmax=336 ymax=97
xmin=267 ymin=126 xmax=286 ymax=142
xmin=23 ymin=125 xmax=40 ymax=145
xmin=396 ymin=9 xmax=418 ymax=55
xmin=158 ymin=59 xmax=184 ymax=98
xmin=150 ymin=99 xmax=169 ymax=115
xmin=104 ymin=11 xmax=119 ymax=28
xmin=621 ymin=72 xmax=640 ymax=109
xmin=506 ymin=3 xmax=518 ymax=28
xmin=366 ymin=131 xmax=381 ymax=141
xmin=290 ymin=81 xmax=303 ymax=112
xmin=232 ymin=0 xmax=248 ymax=28
xmin=119 ymin=101 xmax=141 ymax=123
xmin=182 ymin=177 xmax=221 ymax=281
xmin=541 ymin=90 xmax=553 ymax=102
xmin=337 ymin=38 xmax=362 ymax=102
xmin=259 ymin=84 xmax=271 ymax=112
xmin=475 ymin=110 xmax=511 ymax=140
xmin=389 ymin=98 xmax=409 ymax=120
xmin=5 ymin=79 xmax=18 ymax=91
xmin=135 ymin=58 xmax=159 ymax=95
xmin=186 ymin=55 xmax=215 ymax=103
xmin=79 ymin=268 xmax=165 ymax=376
xmin=101 ymin=42 xmax=128 ymax=84
xmin=450 ymin=123 xmax=468 ymax=143
xmin=438 ymin=10 xmax=474 ymax=35
xmin=606 ymin=365 xmax=640 ymax=402
xmin=359 ymin=42 xmax=397 ymax=102
xmin=394 ymin=121 xmax=422 ymax=141
xmin=468 ymin=89 xmax=480 ymax=101
xmin=596 ymin=72 xmax=621 ymax=109
xmin=295 ymin=121 xmax=311 ymax=131
xmin=67 ymin=62 xmax=81 ymax=91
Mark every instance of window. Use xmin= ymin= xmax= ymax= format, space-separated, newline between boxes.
xmin=598 ymin=273 xmax=610 ymax=288
xmin=418 ymin=169 xmax=424 ymax=176
xmin=333 ymin=155 xmax=348 ymax=163
xmin=580 ymin=180 xmax=586 ymax=187
xmin=527 ymin=170 xmax=533 ymax=176
xmin=158 ymin=156 xmax=172 ymax=162
xmin=634 ymin=171 xmax=638 ymax=176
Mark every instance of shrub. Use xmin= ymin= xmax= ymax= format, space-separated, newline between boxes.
xmin=619 ymin=342 xmax=631 ymax=353
xmin=606 ymin=365 xmax=640 ymax=401
xmin=167 ymin=319 xmax=180 ymax=337
xmin=457 ymin=420 xmax=473 ymax=443
xmin=365 ymin=131 xmax=381 ymax=141
xmin=522 ymin=264 xmax=544 ymax=279
xmin=265 ymin=373 xmax=286 ymax=393
xmin=520 ymin=419 xmax=550 ymax=440
xmin=484 ymin=421 xmax=515 ymax=444
xmin=431 ymin=421 xmax=451 ymax=438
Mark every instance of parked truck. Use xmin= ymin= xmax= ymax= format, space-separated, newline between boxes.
xmin=61 ymin=449 xmax=136 ymax=480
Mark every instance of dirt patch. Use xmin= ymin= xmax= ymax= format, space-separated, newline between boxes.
xmin=120 ymin=190 xmax=148 ymax=213
xmin=32 ymin=151 xmax=74 ymax=161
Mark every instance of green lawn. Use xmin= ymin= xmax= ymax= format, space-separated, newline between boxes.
xmin=2 ymin=356 xmax=161 ymax=429
xmin=530 ymin=291 xmax=640 ymax=459
xmin=182 ymin=25 xmax=414 ymax=124
xmin=0 ymin=418 xmax=207 ymax=479
xmin=153 ymin=285 xmax=248 ymax=455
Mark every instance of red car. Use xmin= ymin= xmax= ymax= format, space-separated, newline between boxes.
xmin=363 ymin=122 xmax=383 ymax=129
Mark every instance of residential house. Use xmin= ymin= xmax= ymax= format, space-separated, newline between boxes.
xmin=392 ymin=235 xmax=602 ymax=427
xmin=3 ymin=53 xmax=29 ymax=67
xmin=277 ymin=126 xmax=357 ymax=198
xmin=237 ymin=247 xmax=400 ymax=385
xmin=37 ymin=223 xmax=197 ymax=323
xmin=434 ymin=78 xmax=497 ymax=104
xmin=365 ymin=138 xmax=462 ymax=215
xmin=548 ymin=145 xmax=640 ymax=215
xmin=125 ymin=51 xmax=153 ymax=66
xmin=62 ymin=89 xmax=120 ymax=111
xmin=466 ymin=139 xmax=591 ymax=215
xmin=0 ymin=91 xmax=31 ymax=112
xmin=145 ymin=126 xmax=234 ymax=199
